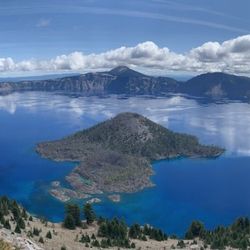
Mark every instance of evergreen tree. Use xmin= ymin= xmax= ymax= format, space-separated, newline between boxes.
xmin=65 ymin=204 xmax=81 ymax=227
xmin=83 ymin=203 xmax=95 ymax=225
xmin=0 ymin=217 xmax=5 ymax=226
xmin=18 ymin=217 xmax=25 ymax=229
xmin=185 ymin=221 xmax=205 ymax=239
xmin=38 ymin=237 xmax=44 ymax=244
xmin=33 ymin=227 xmax=40 ymax=236
xmin=0 ymin=196 xmax=10 ymax=215
xmin=46 ymin=230 xmax=52 ymax=239
xmin=12 ymin=205 xmax=20 ymax=220
xmin=63 ymin=214 xmax=76 ymax=230
xmin=131 ymin=242 xmax=136 ymax=248
xmin=92 ymin=240 xmax=100 ymax=247
xmin=21 ymin=208 xmax=28 ymax=220
xmin=129 ymin=224 xmax=141 ymax=239
xmin=4 ymin=220 xmax=11 ymax=230
xmin=15 ymin=224 xmax=21 ymax=234
xmin=177 ymin=240 xmax=186 ymax=248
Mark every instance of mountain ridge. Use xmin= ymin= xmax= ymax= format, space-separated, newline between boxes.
xmin=1 ymin=66 xmax=250 ymax=101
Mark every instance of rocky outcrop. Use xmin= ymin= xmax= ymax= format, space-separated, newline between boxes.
xmin=0 ymin=229 xmax=42 ymax=250
xmin=36 ymin=112 xmax=224 ymax=196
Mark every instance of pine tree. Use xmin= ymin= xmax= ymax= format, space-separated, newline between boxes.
xmin=39 ymin=237 xmax=44 ymax=244
xmin=92 ymin=240 xmax=100 ymax=247
xmin=15 ymin=224 xmax=21 ymax=234
xmin=185 ymin=221 xmax=205 ymax=239
xmin=4 ymin=220 xmax=11 ymax=230
xmin=65 ymin=204 xmax=81 ymax=227
xmin=83 ymin=203 xmax=95 ymax=225
xmin=33 ymin=227 xmax=40 ymax=236
xmin=63 ymin=214 xmax=76 ymax=230
xmin=21 ymin=208 xmax=28 ymax=220
xmin=18 ymin=217 xmax=26 ymax=229
xmin=12 ymin=204 xmax=20 ymax=220
xmin=46 ymin=230 xmax=52 ymax=239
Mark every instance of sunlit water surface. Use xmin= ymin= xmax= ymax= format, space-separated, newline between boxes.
xmin=0 ymin=92 xmax=250 ymax=236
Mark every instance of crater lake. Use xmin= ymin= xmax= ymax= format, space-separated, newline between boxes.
xmin=0 ymin=91 xmax=250 ymax=236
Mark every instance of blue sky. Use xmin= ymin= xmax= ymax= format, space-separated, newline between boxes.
xmin=0 ymin=0 xmax=250 ymax=76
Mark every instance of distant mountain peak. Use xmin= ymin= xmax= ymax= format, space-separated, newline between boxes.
xmin=109 ymin=66 xmax=145 ymax=77
xmin=111 ymin=66 xmax=130 ymax=72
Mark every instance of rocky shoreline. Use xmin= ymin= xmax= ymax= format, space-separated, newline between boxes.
xmin=37 ymin=112 xmax=224 ymax=202
xmin=49 ymin=181 xmax=91 ymax=202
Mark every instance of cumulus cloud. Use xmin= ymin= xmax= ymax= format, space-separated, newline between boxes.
xmin=0 ymin=35 xmax=250 ymax=75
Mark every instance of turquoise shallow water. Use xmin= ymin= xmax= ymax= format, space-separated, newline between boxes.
xmin=0 ymin=92 xmax=250 ymax=236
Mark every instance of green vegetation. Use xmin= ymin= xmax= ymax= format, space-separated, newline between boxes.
xmin=63 ymin=203 xmax=82 ymax=229
xmin=62 ymin=203 xmax=167 ymax=248
xmin=185 ymin=221 xmax=205 ymax=239
xmin=65 ymin=204 xmax=81 ymax=227
xmin=1 ymin=195 xmax=250 ymax=250
xmin=96 ymin=217 xmax=167 ymax=248
xmin=0 ymin=196 xmax=30 ymax=234
xmin=129 ymin=223 xmax=167 ymax=241
xmin=142 ymin=224 xmax=168 ymax=241
xmin=37 ymin=113 xmax=224 ymax=195
xmin=14 ymin=224 xmax=21 ymax=234
xmin=177 ymin=240 xmax=186 ymax=248
xmin=33 ymin=227 xmax=40 ymax=236
xmin=63 ymin=214 xmax=76 ymax=230
xmin=38 ymin=236 xmax=44 ymax=244
xmin=4 ymin=220 xmax=11 ymax=230
xmin=46 ymin=230 xmax=52 ymax=239
xmin=83 ymin=203 xmax=96 ymax=224
xmin=186 ymin=217 xmax=250 ymax=249
xmin=17 ymin=217 xmax=25 ymax=229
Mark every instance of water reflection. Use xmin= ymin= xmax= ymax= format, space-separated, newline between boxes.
xmin=1 ymin=92 xmax=250 ymax=156
xmin=0 ymin=91 xmax=250 ymax=234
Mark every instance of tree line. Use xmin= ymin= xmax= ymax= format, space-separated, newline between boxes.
xmin=1 ymin=196 xmax=250 ymax=249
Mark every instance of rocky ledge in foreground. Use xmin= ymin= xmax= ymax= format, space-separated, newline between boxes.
xmin=36 ymin=112 xmax=224 ymax=198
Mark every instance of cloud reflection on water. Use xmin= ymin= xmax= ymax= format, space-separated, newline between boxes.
xmin=0 ymin=92 xmax=250 ymax=156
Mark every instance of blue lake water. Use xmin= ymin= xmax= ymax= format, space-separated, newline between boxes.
xmin=0 ymin=92 xmax=250 ymax=236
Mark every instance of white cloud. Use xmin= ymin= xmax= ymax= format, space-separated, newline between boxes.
xmin=1 ymin=35 xmax=250 ymax=75
xmin=36 ymin=18 xmax=51 ymax=28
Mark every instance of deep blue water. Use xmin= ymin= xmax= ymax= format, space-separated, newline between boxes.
xmin=0 ymin=92 xmax=250 ymax=236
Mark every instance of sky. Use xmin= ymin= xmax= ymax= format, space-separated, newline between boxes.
xmin=0 ymin=0 xmax=250 ymax=76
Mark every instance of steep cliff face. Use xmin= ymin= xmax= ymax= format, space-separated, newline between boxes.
xmin=1 ymin=67 xmax=250 ymax=101
xmin=0 ymin=73 xmax=115 ymax=93
xmin=0 ymin=66 xmax=180 ymax=95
